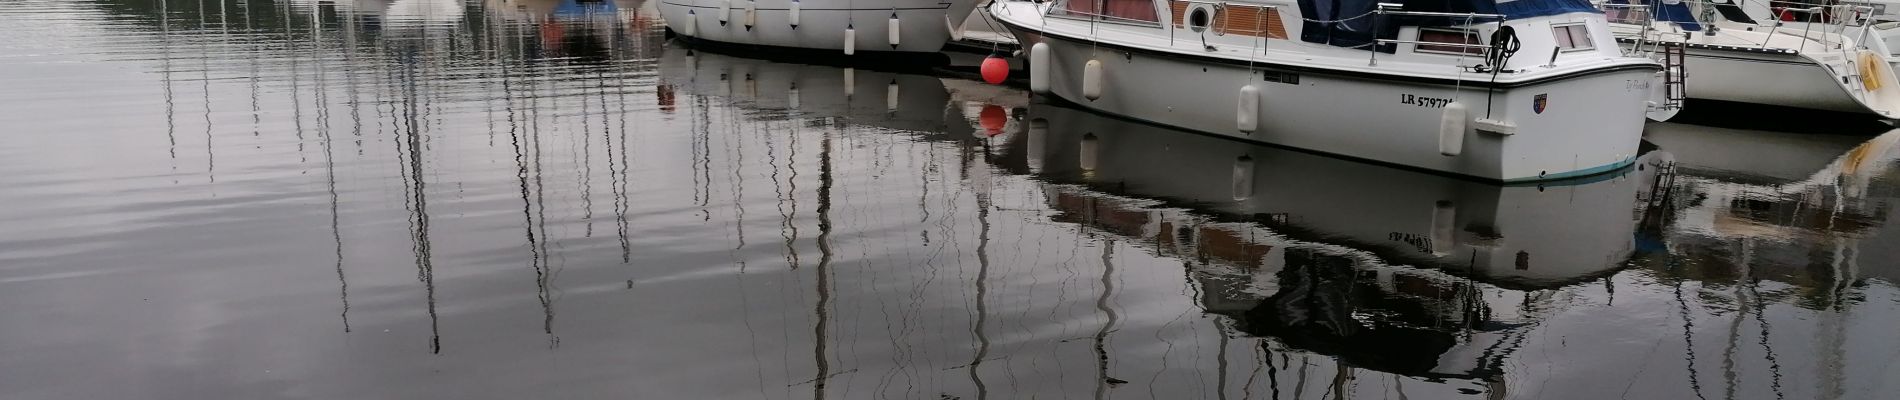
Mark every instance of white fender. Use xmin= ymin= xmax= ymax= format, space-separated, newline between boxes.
xmin=888 ymin=15 xmax=902 ymax=48
xmin=789 ymin=83 xmax=801 ymax=109
xmin=718 ymin=0 xmax=730 ymax=25
xmin=1439 ymin=101 xmax=1467 ymax=156
xmin=1082 ymin=59 xmax=1103 ymax=101
xmin=1029 ymin=42 xmax=1051 ymax=94
xmin=789 ymin=1 xmax=800 ymax=28
xmin=684 ymin=10 xmax=698 ymax=36
xmin=886 ymin=80 xmax=900 ymax=112
xmin=946 ymin=14 xmax=964 ymax=41
xmin=1236 ymin=84 xmax=1261 ymax=133
xmin=743 ymin=0 xmax=756 ymax=29
xmin=1027 ymin=118 xmax=1048 ymax=173
xmin=1079 ymin=133 xmax=1099 ymax=172
xmin=843 ymin=68 xmax=856 ymax=97
xmin=1231 ymin=156 xmax=1255 ymax=201
xmin=1431 ymin=201 xmax=1454 ymax=255
xmin=844 ymin=27 xmax=857 ymax=55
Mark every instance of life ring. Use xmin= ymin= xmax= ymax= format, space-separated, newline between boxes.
xmin=1858 ymin=50 xmax=1890 ymax=91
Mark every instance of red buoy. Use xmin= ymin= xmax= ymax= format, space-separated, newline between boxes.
xmin=979 ymin=105 xmax=1007 ymax=137
xmin=980 ymin=55 xmax=1009 ymax=85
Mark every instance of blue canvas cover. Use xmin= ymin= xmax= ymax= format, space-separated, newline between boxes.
xmin=1494 ymin=0 xmax=1600 ymax=19
xmin=1299 ymin=0 xmax=1607 ymax=49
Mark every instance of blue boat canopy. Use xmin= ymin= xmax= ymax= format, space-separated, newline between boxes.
xmin=1299 ymin=0 xmax=1604 ymax=50
xmin=1605 ymin=0 xmax=1703 ymax=31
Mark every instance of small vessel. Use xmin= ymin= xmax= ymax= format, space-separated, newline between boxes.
xmin=1604 ymin=0 xmax=1900 ymax=118
xmin=657 ymin=0 xmax=983 ymax=55
xmin=988 ymin=0 xmax=1666 ymax=182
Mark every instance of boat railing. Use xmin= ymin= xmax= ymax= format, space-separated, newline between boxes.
xmin=1367 ymin=3 xmax=1506 ymax=66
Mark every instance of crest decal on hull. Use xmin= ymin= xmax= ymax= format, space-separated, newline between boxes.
xmin=1533 ymin=93 xmax=1548 ymax=114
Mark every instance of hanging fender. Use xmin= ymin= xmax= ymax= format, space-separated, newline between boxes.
xmin=1028 ymin=42 xmax=1051 ymax=94
xmin=743 ymin=0 xmax=756 ymax=30
xmin=789 ymin=0 xmax=800 ymax=28
xmin=888 ymin=14 xmax=902 ymax=48
xmin=1440 ymin=101 xmax=1468 ymax=156
xmin=1082 ymin=59 xmax=1104 ymax=101
xmin=684 ymin=9 xmax=698 ymax=36
xmin=717 ymin=0 xmax=730 ymax=25
xmin=843 ymin=26 xmax=857 ymax=55
xmin=1236 ymin=85 xmax=1261 ymax=133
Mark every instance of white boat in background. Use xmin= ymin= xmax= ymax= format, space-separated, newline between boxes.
xmin=1604 ymin=0 xmax=1900 ymax=118
xmin=989 ymin=0 xmax=1666 ymax=183
xmin=657 ymin=0 xmax=982 ymax=55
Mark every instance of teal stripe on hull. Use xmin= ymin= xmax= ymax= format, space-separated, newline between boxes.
xmin=1503 ymin=157 xmax=1637 ymax=185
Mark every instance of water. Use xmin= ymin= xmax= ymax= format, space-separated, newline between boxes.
xmin=1 ymin=1 xmax=1897 ymax=398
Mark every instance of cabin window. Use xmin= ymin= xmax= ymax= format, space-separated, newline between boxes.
xmin=1414 ymin=29 xmax=1483 ymax=56
xmin=1061 ymin=0 xmax=1161 ymax=23
xmin=1552 ymin=24 xmax=1594 ymax=51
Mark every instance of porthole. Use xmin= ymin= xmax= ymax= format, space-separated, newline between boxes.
xmin=1187 ymin=4 xmax=1215 ymax=33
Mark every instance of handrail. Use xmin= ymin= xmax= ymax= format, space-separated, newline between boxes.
xmin=1375 ymin=3 xmax=1504 ymax=19
xmin=1367 ymin=3 xmax=1507 ymax=66
xmin=1376 ymin=39 xmax=1492 ymax=49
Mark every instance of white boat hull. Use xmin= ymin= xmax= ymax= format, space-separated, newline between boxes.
xmin=657 ymin=0 xmax=980 ymax=53
xmin=1008 ymin=27 xmax=1657 ymax=183
xmin=1679 ymin=46 xmax=1896 ymax=115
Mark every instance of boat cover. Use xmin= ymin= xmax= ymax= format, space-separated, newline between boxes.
xmin=1300 ymin=0 xmax=1602 ymax=49
xmin=1605 ymin=0 xmax=1702 ymax=31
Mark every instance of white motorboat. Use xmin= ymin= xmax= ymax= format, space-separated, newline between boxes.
xmin=988 ymin=0 xmax=1665 ymax=183
xmin=657 ymin=0 xmax=983 ymax=55
xmin=1604 ymin=0 xmax=1900 ymax=118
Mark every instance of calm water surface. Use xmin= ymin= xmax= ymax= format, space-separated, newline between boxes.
xmin=1 ymin=1 xmax=1897 ymax=398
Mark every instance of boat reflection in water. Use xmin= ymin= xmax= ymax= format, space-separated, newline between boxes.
xmin=1646 ymin=124 xmax=1900 ymax=297
xmin=1018 ymin=103 xmax=1676 ymax=384
xmin=656 ymin=42 xmax=965 ymax=134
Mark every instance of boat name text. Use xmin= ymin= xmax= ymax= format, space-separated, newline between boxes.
xmin=1400 ymin=94 xmax=1455 ymax=108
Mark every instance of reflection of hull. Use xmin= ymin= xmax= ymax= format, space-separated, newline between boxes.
xmin=1023 ymin=102 xmax=1672 ymax=380
xmin=1645 ymin=123 xmax=1878 ymax=183
xmin=1668 ymin=129 xmax=1900 ymax=241
xmin=656 ymin=0 xmax=980 ymax=53
xmin=656 ymin=44 xmax=960 ymax=133
xmin=1026 ymin=103 xmax=1669 ymax=288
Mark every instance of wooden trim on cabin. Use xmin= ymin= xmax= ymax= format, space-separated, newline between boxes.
xmin=1169 ymin=1 xmax=1289 ymax=39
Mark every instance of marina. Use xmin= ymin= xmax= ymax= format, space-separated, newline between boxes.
xmin=1 ymin=0 xmax=1898 ymax=399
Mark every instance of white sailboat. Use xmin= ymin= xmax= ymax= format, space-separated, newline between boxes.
xmin=989 ymin=0 xmax=1666 ymax=183
xmin=657 ymin=0 xmax=983 ymax=55
xmin=1605 ymin=0 xmax=1900 ymax=117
